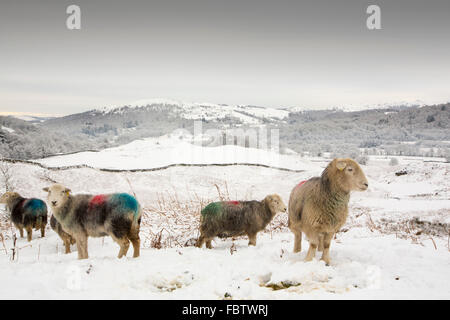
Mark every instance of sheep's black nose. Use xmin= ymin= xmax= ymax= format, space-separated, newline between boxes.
xmin=52 ymin=201 xmax=57 ymax=206
xmin=364 ymin=183 xmax=368 ymax=187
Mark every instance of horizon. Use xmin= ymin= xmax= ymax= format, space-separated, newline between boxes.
xmin=1 ymin=0 xmax=450 ymax=115
xmin=1 ymin=97 xmax=449 ymax=118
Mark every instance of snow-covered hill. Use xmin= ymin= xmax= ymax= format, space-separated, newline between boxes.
xmin=288 ymin=99 xmax=438 ymax=113
xmin=97 ymin=98 xmax=290 ymax=124
xmin=34 ymin=134 xmax=318 ymax=171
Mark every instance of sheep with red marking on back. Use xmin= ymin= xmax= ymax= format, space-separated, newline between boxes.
xmin=43 ymin=184 xmax=142 ymax=260
xmin=196 ymin=194 xmax=287 ymax=248
xmin=288 ymin=158 xmax=368 ymax=265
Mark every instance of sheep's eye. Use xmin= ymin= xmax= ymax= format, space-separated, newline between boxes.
xmin=348 ymin=168 xmax=353 ymax=172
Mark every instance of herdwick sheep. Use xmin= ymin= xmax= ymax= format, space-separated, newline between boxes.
xmin=50 ymin=215 xmax=76 ymax=254
xmin=43 ymin=184 xmax=142 ymax=260
xmin=288 ymin=158 xmax=368 ymax=265
xmin=0 ymin=192 xmax=48 ymax=241
xmin=197 ymin=194 xmax=287 ymax=248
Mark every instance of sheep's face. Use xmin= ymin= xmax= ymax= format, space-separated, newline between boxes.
xmin=265 ymin=194 xmax=287 ymax=214
xmin=333 ymin=158 xmax=368 ymax=192
xmin=0 ymin=192 xmax=20 ymax=205
xmin=43 ymin=184 xmax=71 ymax=209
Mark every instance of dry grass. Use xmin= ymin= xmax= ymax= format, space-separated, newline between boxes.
xmin=139 ymin=185 xmax=218 ymax=249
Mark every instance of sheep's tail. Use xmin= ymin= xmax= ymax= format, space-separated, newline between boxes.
xmin=132 ymin=204 xmax=142 ymax=228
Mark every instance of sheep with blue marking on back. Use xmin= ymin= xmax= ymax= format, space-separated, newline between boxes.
xmin=0 ymin=192 xmax=48 ymax=241
xmin=43 ymin=184 xmax=142 ymax=260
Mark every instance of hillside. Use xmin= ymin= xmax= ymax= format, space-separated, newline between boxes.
xmin=0 ymin=116 xmax=95 ymax=159
xmin=2 ymin=101 xmax=450 ymax=160
xmin=282 ymin=103 xmax=450 ymax=157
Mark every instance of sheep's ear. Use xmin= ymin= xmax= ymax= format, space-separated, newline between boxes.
xmin=336 ymin=160 xmax=347 ymax=171
xmin=42 ymin=187 xmax=49 ymax=192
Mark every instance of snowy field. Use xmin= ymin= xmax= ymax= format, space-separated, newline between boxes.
xmin=0 ymin=139 xmax=449 ymax=299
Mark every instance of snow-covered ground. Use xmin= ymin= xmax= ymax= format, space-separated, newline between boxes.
xmin=34 ymin=135 xmax=317 ymax=171
xmin=0 ymin=139 xmax=449 ymax=299
xmin=1 ymin=126 xmax=15 ymax=133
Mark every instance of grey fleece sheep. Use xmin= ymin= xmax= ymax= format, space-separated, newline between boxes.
xmin=43 ymin=184 xmax=142 ymax=260
xmin=196 ymin=194 xmax=287 ymax=248
xmin=0 ymin=192 xmax=48 ymax=241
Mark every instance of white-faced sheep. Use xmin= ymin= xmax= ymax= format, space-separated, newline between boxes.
xmin=43 ymin=184 xmax=142 ymax=260
xmin=196 ymin=194 xmax=287 ymax=248
xmin=0 ymin=192 xmax=48 ymax=241
xmin=288 ymin=158 xmax=368 ymax=265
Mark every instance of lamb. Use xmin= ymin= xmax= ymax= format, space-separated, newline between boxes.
xmin=196 ymin=194 xmax=287 ymax=248
xmin=50 ymin=215 xmax=76 ymax=254
xmin=288 ymin=158 xmax=368 ymax=265
xmin=0 ymin=192 xmax=48 ymax=241
xmin=43 ymin=184 xmax=142 ymax=260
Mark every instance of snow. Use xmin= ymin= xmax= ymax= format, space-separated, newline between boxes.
xmin=1 ymin=228 xmax=448 ymax=299
xmin=288 ymin=99 xmax=447 ymax=113
xmin=0 ymin=139 xmax=449 ymax=299
xmin=1 ymin=126 xmax=15 ymax=133
xmin=35 ymin=135 xmax=319 ymax=171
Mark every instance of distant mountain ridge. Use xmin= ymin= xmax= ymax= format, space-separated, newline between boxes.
xmin=94 ymin=98 xmax=290 ymax=124
xmin=1 ymin=99 xmax=449 ymax=160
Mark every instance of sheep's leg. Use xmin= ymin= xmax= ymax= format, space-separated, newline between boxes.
xmin=320 ymin=233 xmax=333 ymax=266
xmin=205 ymin=238 xmax=213 ymax=249
xmin=305 ymin=235 xmax=319 ymax=262
xmin=248 ymin=233 xmax=257 ymax=246
xmin=112 ymin=236 xmax=130 ymax=259
xmin=18 ymin=227 xmax=24 ymax=238
xmin=76 ymin=235 xmax=89 ymax=260
xmin=26 ymin=226 xmax=32 ymax=242
xmin=64 ymin=238 xmax=71 ymax=254
xmin=41 ymin=226 xmax=45 ymax=238
xmin=75 ymin=238 xmax=83 ymax=259
xmin=128 ymin=230 xmax=140 ymax=258
xmin=196 ymin=234 xmax=205 ymax=248
xmin=293 ymin=231 xmax=302 ymax=253
xmin=318 ymin=234 xmax=324 ymax=252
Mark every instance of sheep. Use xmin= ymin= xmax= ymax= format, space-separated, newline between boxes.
xmin=288 ymin=158 xmax=368 ymax=265
xmin=0 ymin=192 xmax=48 ymax=241
xmin=50 ymin=215 xmax=76 ymax=254
xmin=43 ymin=184 xmax=142 ymax=260
xmin=196 ymin=194 xmax=287 ymax=248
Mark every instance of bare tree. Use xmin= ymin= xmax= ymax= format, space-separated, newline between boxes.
xmin=0 ymin=158 xmax=14 ymax=192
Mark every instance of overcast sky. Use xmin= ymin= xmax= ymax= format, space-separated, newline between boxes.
xmin=1 ymin=0 xmax=449 ymax=115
